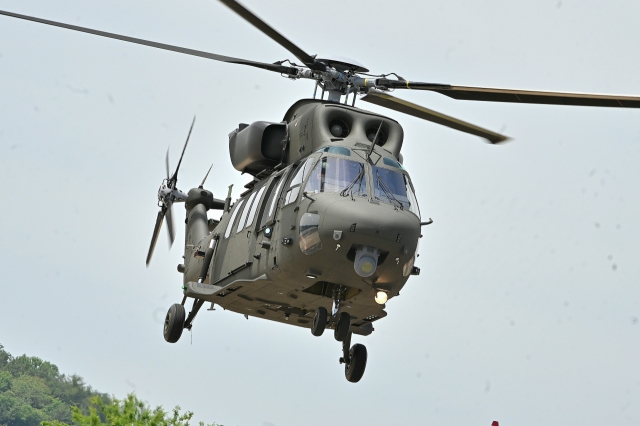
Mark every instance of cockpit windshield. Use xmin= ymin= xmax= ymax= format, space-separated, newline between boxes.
xmin=372 ymin=165 xmax=420 ymax=217
xmin=305 ymin=157 xmax=367 ymax=197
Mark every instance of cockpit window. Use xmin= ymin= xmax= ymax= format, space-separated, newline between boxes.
xmin=317 ymin=146 xmax=351 ymax=156
xmin=289 ymin=157 xmax=316 ymax=188
xmin=284 ymin=157 xmax=317 ymax=206
xmin=305 ymin=157 xmax=367 ymax=197
xmin=383 ymin=157 xmax=404 ymax=170
xmin=372 ymin=166 xmax=420 ymax=217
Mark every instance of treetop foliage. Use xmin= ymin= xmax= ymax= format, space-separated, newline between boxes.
xmin=42 ymin=394 xmax=220 ymax=426
xmin=0 ymin=344 xmax=106 ymax=426
xmin=0 ymin=345 xmax=221 ymax=426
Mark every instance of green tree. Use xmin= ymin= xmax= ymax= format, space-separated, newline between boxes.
xmin=0 ymin=345 xmax=10 ymax=369
xmin=0 ymin=345 xmax=221 ymax=426
xmin=0 ymin=371 xmax=11 ymax=392
xmin=41 ymin=394 xmax=221 ymax=426
xmin=0 ymin=345 xmax=106 ymax=425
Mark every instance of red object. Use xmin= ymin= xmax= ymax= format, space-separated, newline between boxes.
xmin=491 ymin=422 xmax=499 ymax=426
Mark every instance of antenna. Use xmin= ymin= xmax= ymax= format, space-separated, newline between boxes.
xmin=366 ymin=121 xmax=384 ymax=161
xmin=199 ymin=164 xmax=214 ymax=188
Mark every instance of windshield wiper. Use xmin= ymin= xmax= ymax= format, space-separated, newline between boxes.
xmin=376 ymin=172 xmax=404 ymax=210
xmin=340 ymin=166 xmax=365 ymax=197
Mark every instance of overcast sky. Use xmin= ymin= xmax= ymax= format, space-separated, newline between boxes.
xmin=1 ymin=1 xmax=639 ymax=425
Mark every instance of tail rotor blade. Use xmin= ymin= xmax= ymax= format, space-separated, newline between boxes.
xmin=165 ymin=202 xmax=176 ymax=247
xmin=165 ymin=149 xmax=170 ymax=180
xmin=170 ymin=116 xmax=196 ymax=184
xmin=146 ymin=209 xmax=166 ymax=266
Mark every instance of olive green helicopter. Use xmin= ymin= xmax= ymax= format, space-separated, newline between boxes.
xmin=3 ymin=0 xmax=640 ymax=383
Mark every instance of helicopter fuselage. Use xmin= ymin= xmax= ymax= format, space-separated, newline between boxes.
xmin=181 ymin=100 xmax=423 ymax=336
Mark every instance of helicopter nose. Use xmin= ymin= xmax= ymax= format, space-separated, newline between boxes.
xmin=320 ymin=199 xmax=420 ymax=262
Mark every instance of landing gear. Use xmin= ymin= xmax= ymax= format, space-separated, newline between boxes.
xmin=311 ymin=307 xmax=328 ymax=336
xmin=339 ymin=332 xmax=368 ymax=383
xmin=163 ymin=298 xmax=206 ymax=343
xmin=331 ymin=286 xmax=351 ymax=342
xmin=310 ymin=285 xmax=350 ymax=339
xmin=308 ymin=286 xmax=367 ymax=382
xmin=334 ymin=311 xmax=351 ymax=342
xmin=163 ymin=303 xmax=185 ymax=343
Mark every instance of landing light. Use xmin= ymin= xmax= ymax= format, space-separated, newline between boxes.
xmin=375 ymin=291 xmax=388 ymax=305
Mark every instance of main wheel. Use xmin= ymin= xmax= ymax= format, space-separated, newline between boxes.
xmin=334 ymin=311 xmax=351 ymax=342
xmin=345 ymin=343 xmax=367 ymax=383
xmin=163 ymin=303 xmax=186 ymax=343
xmin=311 ymin=307 xmax=328 ymax=336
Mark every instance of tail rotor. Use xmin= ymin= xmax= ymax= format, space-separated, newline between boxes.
xmin=146 ymin=116 xmax=196 ymax=266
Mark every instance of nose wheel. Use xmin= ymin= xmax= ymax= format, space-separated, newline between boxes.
xmin=311 ymin=307 xmax=328 ymax=336
xmin=340 ymin=332 xmax=368 ymax=383
xmin=334 ymin=311 xmax=351 ymax=341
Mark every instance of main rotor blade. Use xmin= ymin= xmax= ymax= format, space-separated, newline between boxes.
xmin=219 ymin=0 xmax=324 ymax=70
xmin=170 ymin=116 xmax=195 ymax=184
xmin=361 ymin=91 xmax=508 ymax=144
xmin=146 ymin=209 xmax=165 ymax=266
xmin=0 ymin=9 xmax=298 ymax=76
xmin=375 ymin=79 xmax=640 ymax=108
xmin=165 ymin=203 xmax=175 ymax=247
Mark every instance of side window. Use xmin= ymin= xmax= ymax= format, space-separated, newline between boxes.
xmin=284 ymin=157 xmax=317 ymax=206
xmin=259 ymin=175 xmax=282 ymax=229
xmin=404 ymin=175 xmax=421 ymax=218
xmin=236 ymin=191 xmax=257 ymax=233
xmin=244 ymin=186 xmax=266 ymax=229
xmin=224 ymin=199 xmax=245 ymax=239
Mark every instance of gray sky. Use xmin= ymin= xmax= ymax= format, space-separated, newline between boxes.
xmin=1 ymin=0 xmax=639 ymax=425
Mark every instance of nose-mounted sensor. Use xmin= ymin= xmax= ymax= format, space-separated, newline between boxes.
xmin=354 ymin=246 xmax=379 ymax=277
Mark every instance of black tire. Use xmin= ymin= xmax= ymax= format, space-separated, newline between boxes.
xmin=334 ymin=311 xmax=351 ymax=342
xmin=163 ymin=303 xmax=186 ymax=343
xmin=345 ymin=343 xmax=367 ymax=383
xmin=311 ymin=307 xmax=328 ymax=336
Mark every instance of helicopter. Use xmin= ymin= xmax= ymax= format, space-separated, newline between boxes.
xmin=2 ymin=1 xmax=639 ymax=384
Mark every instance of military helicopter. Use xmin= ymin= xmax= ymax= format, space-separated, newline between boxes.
xmin=2 ymin=1 xmax=640 ymax=383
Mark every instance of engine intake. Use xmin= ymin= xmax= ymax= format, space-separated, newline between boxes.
xmin=229 ymin=121 xmax=286 ymax=176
